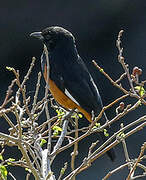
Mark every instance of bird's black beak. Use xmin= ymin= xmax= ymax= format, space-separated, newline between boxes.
xmin=30 ymin=32 xmax=44 ymax=40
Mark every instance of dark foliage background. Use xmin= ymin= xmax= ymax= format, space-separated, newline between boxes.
xmin=0 ymin=0 xmax=146 ymax=179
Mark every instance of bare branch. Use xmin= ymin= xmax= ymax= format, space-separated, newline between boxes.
xmin=71 ymin=116 xmax=79 ymax=176
xmin=126 ymin=142 xmax=146 ymax=180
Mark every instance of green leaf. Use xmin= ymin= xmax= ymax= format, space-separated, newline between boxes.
xmin=0 ymin=165 xmax=8 ymax=180
xmin=8 ymin=158 xmax=15 ymax=162
xmin=99 ymin=68 xmax=104 ymax=72
xmin=61 ymin=168 xmax=65 ymax=175
xmin=25 ymin=168 xmax=31 ymax=173
xmin=33 ymin=114 xmax=38 ymax=118
xmin=137 ymin=100 xmax=142 ymax=106
xmin=95 ymin=123 xmax=101 ymax=127
xmin=71 ymin=113 xmax=83 ymax=119
xmin=53 ymin=125 xmax=62 ymax=136
xmin=40 ymin=139 xmax=47 ymax=147
xmin=56 ymin=109 xmax=65 ymax=119
xmin=139 ymin=87 xmax=145 ymax=97
xmin=135 ymin=86 xmax=145 ymax=97
xmin=7 ymin=158 xmax=15 ymax=165
xmin=52 ymin=125 xmax=62 ymax=132
xmin=53 ymin=131 xmax=58 ymax=136
xmin=0 ymin=155 xmax=4 ymax=161
xmin=92 ymin=123 xmax=101 ymax=130
xmin=117 ymin=132 xmax=125 ymax=138
xmin=103 ymin=129 xmax=109 ymax=137
xmin=78 ymin=113 xmax=83 ymax=118
xmin=6 ymin=66 xmax=14 ymax=71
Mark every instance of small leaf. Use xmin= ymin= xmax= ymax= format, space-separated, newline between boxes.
xmin=7 ymin=158 xmax=15 ymax=165
xmin=71 ymin=113 xmax=83 ymax=119
xmin=6 ymin=66 xmax=14 ymax=71
xmin=56 ymin=109 xmax=65 ymax=119
xmin=137 ymin=100 xmax=142 ymax=106
xmin=8 ymin=158 xmax=15 ymax=162
xmin=53 ymin=125 xmax=62 ymax=137
xmin=117 ymin=132 xmax=125 ymax=138
xmin=104 ymin=133 xmax=109 ymax=137
xmin=99 ymin=68 xmax=104 ymax=72
xmin=61 ymin=168 xmax=65 ymax=175
xmin=0 ymin=155 xmax=4 ymax=161
xmin=78 ymin=113 xmax=83 ymax=118
xmin=60 ymin=162 xmax=67 ymax=175
xmin=25 ymin=168 xmax=31 ymax=173
xmin=56 ymin=109 xmax=64 ymax=116
xmin=92 ymin=123 xmax=101 ymax=130
xmin=139 ymin=87 xmax=145 ymax=97
xmin=134 ymin=86 xmax=141 ymax=91
xmin=121 ymin=133 xmax=125 ymax=138
xmin=135 ymin=86 xmax=145 ymax=97
xmin=53 ymin=131 xmax=58 ymax=136
xmin=0 ymin=165 xmax=8 ymax=180
xmin=104 ymin=129 xmax=109 ymax=137
xmin=52 ymin=125 xmax=62 ymax=132
xmin=95 ymin=123 xmax=101 ymax=127
xmin=33 ymin=114 xmax=38 ymax=118
xmin=40 ymin=139 xmax=47 ymax=147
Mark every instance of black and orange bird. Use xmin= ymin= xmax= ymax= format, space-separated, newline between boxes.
xmin=30 ymin=26 xmax=115 ymax=161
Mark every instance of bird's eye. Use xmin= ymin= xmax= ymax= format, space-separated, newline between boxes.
xmin=45 ymin=34 xmax=51 ymax=41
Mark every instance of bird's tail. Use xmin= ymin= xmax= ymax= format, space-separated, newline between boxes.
xmin=99 ymin=132 xmax=116 ymax=161
xmin=99 ymin=113 xmax=116 ymax=161
xmin=84 ymin=110 xmax=116 ymax=161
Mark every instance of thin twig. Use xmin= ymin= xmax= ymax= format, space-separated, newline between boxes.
xmin=92 ymin=60 xmax=129 ymax=94
xmin=71 ymin=116 xmax=79 ymax=175
xmin=116 ymin=30 xmax=135 ymax=94
xmin=0 ymin=79 xmax=16 ymax=110
xmin=103 ymin=162 xmax=130 ymax=180
xmin=26 ymin=173 xmax=30 ymax=180
xmin=126 ymin=142 xmax=146 ymax=180
xmin=115 ymin=72 xmax=127 ymax=83
xmin=44 ymin=44 xmax=51 ymax=154
xmin=58 ymin=162 xmax=68 ymax=180
xmin=31 ymin=72 xmax=42 ymax=114
xmin=2 ymin=113 xmax=18 ymax=133
xmin=8 ymin=172 xmax=16 ymax=180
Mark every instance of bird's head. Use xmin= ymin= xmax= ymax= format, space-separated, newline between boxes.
xmin=30 ymin=26 xmax=75 ymax=51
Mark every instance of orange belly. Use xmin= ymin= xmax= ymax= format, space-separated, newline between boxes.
xmin=49 ymin=79 xmax=92 ymax=122
xmin=43 ymin=67 xmax=92 ymax=122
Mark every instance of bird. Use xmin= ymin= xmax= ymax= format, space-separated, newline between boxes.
xmin=30 ymin=26 xmax=115 ymax=161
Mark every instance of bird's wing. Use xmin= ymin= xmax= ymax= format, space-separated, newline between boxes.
xmin=62 ymin=56 xmax=103 ymax=115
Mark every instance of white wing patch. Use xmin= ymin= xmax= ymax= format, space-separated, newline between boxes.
xmin=64 ymin=89 xmax=80 ymax=106
xmin=90 ymin=75 xmax=100 ymax=97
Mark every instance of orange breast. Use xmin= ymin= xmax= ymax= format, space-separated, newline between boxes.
xmin=43 ymin=65 xmax=92 ymax=122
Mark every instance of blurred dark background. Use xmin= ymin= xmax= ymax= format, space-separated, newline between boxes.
xmin=0 ymin=0 xmax=146 ymax=179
